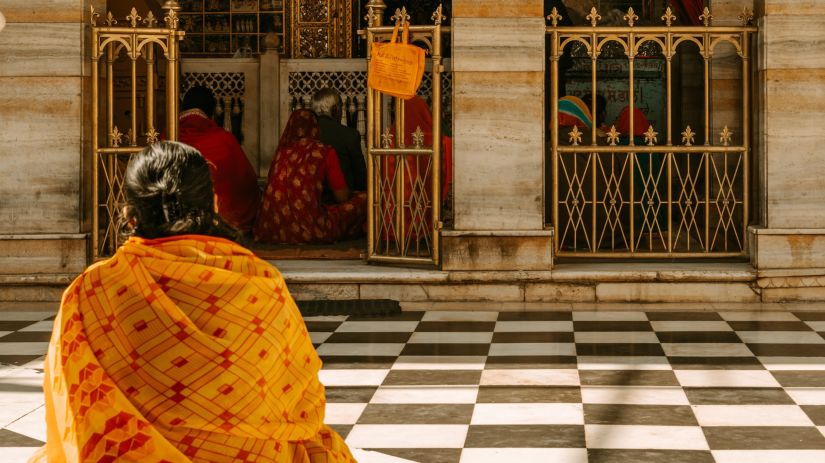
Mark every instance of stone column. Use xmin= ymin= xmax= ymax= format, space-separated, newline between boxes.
xmin=0 ymin=0 xmax=102 ymax=302
xmin=442 ymin=0 xmax=552 ymax=270
xmin=749 ymin=0 xmax=825 ymax=301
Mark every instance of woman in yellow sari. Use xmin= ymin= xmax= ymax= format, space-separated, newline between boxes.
xmin=31 ymin=141 xmax=355 ymax=462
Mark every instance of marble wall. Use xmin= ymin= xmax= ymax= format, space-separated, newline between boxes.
xmin=0 ymin=0 xmax=99 ymax=282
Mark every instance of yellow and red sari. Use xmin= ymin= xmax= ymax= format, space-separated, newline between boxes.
xmin=31 ymin=235 xmax=355 ymax=463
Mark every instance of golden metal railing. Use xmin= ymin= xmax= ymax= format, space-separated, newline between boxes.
xmin=548 ymin=6 xmax=757 ymax=257
xmin=90 ymin=2 xmax=184 ymax=259
xmin=365 ymin=3 xmax=445 ymax=266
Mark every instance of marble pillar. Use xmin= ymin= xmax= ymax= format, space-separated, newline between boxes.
xmin=749 ymin=0 xmax=825 ymax=301
xmin=442 ymin=0 xmax=553 ymax=270
xmin=0 ymin=0 xmax=102 ymax=300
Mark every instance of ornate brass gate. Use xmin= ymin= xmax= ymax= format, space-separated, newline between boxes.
xmin=90 ymin=3 xmax=184 ymax=259
xmin=548 ymin=6 xmax=756 ymax=257
xmin=365 ymin=4 xmax=445 ymax=265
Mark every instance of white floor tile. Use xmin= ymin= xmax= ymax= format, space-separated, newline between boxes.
xmin=334 ymin=321 xmax=419 ymax=333
xmin=5 ymin=405 xmax=46 ymax=443
xmin=577 ymin=356 xmax=672 ymax=371
xmin=480 ymin=369 xmax=580 ymax=386
xmin=805 ymin=322 xmax=825 ymax=332
xmin=421 ymin=311 xmax=499 ymax=322
xmin=759 ymin=357 xmax=825 ymax=370
xmin=712 ymin=450 xmax=825 ymax=463
xmin=318 ymin=369 xmax=389 ymax=386
xmin=650 ymin=321 xmax=733 ymax=332
xmin=310 ymin=331 xmax=332 ymax=344
xmin=661 ymin=343 xmax=753 ymax=357
xmin=471 ymin=403 xmax=584 ymax=425
xmin=370 ymin=386 xmax=478 ymax=404
xmin=488 ymin=343 xmax=576 ymax=356
xmin=573 ymin=312 xmax=648 ymax=321
xmin=315 ymin=343 xmax=404 ymax=357
xmin=786 ymin=388 xmax=825 ymax=405
xmin=720 ymin=312 xmax=799 ymax=321
xmin=460 ymin=448 xmax=589 ymax=463
xmin=494 ymin=321 xmax=574 ymax=332
xmin=0 ymin=331 xmax=13 ymax=339
xmin=0 ymin=343 xmax=50 ymax=355
xmin=675 ymin=370 xmax=781 ymax=387
xmin=18 ymin=321 xmax=54 ymax=332
xmin=692 ymin=405 xmax=814 ymax=426
xmin=393 ymin=356 xmax=487 ymax=371
xmin=585 ymin=424 xmax=709 ymax=450
xmin=581 ymin=386 xmax=690 ymax=405
xmin=324 ymin=403 xmax=367 ymax=425
xmin=408 ymin=332 xmax=493 ymax=344
xmin=737 ymin=331 xmax=825 ymax=344
xmin=0 ymin=448 xmax=40 ymax=463
xmin=574 ymin=332 xmax=660 ymax=343
xmin=346 ymin=424 xmax=468 ymax=448
xmin=350 ymin=449 xmax=418 ymax=463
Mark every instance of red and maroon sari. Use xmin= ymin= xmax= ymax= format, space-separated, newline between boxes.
xmin=254 ymin=110 xmax=366 ymax=244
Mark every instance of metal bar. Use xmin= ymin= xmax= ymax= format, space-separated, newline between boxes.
xmin=130 ymin=38 xmax=138 ymax=146
xmin=558 ymin=146 xmax=746 ymax=153
xmin=396 ymin=97 xmax=405 ymax=256
xmin=371 ymin=149 xmax=434 ymax=156
xmin=96 ymin=147 xmax=145 ymax=154
xmin=742 ymin=31 xmax=751 ymax=252
xmin=590 ymin=36 xmax=598 ymax=253
xmin=549 ymin=26 xmax=758 ymax=34
xmin=551 ymin=29 xmax=560 ymax=255
xmin=366 ymin=30 xmax=375 ymax=260
xmin=556 ymin=251 xmax=746 ymax=258
xmin=145 ymin=42 xmax=155 ymax=139
xmin=166 ymin=31 xmax=178 ymax=140
xmin=431 ymin=21 xmax=442 ymax=266
xmin=91 ymin=31 xmax=100 ymax=261
xmin=628 ymin=31 xmax=636 ymax=253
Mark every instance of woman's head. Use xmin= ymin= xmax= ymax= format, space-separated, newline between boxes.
xmin=279 ymin=109 xmax=320 ymax=148
xmin=122 ymin=141 xmax=236 ymax=240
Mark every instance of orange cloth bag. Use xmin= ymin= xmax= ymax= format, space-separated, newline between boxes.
xmin=368 ymin=21 xmax=425 ymax=100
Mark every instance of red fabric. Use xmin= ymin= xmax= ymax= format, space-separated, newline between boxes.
xmin=614 ymin=106 xmax=652 ymax=137
xmin=178 ymin=112 xmax=261 ymax=232
xmin=254 ymin=110 xmax=366 ymax=244
xmin=672 ymin=0 xmax=704 ymax=26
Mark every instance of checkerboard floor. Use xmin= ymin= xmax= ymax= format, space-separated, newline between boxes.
xmin=3 ymin=308 xmax=825 ymax=462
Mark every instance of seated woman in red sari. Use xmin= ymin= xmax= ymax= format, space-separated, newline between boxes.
xmin=31 ymin=141 xmax=355 ymax=463
xmin=178 ymin=86 xmax=261 ymax=233
xmin=254 ymin=109 xmax=367 ymax=244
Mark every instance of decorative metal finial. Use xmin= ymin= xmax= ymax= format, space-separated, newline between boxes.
xmin=144 ymin=11 xmax=158 ymax=27
xmin=739 ymin=7 xmax=754 ymax=26
xmin=699 ymin=7 xmax=712 ymax=27
xmin=125 ymin=128 xmax=135 ymax=146
xmin=105 ymin=11 xmax=117 ymax=26
xmin=161 ymin=1 xmax=181 ymax=12
xmin=661 ymin=6 xmax=676 ymax=27
xmin=568 ymin=125 xmax=583 ymax=146
xmin=109 ymin=126 xmax=123 ymax=148
xmin=90 ymin=5 xmax=100 ymax=26
xmin=365 ymin=0 xmax=387 ymax=27
xmin=432 ymin=4 xmax=446 ymax=26
xmin=547 ymin=7 xmax=562 ymax=27
xmin=624 ymin=7 xmax=639 ymax=27
xmin=720 ymin=126 xmax=733 ymax=146
xmin=681 ymin=126 xmax=695 ymax=146
xmin=145 ymin=128 xmax=160 ymax=144
xmin=587 ymin=7 xmax=601 ymax=27
xmin=381 ymin=129 xmax=394 ymax=149
xmin=607 ymin=126 xmax=621 ymax=146
xmin=391 ymin=7 xmax=410 ymax=26
xmin=412 ymin=126 xmax=425 ymax=148
xmin=126 ymin=7 xmax=141 ymax=28
xmin=644 ymin=125 xmax=658 ymax=146
xmin=164 ymin=9 xmax=180 ymax=29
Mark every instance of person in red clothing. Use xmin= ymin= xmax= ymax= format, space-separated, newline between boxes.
xmin=178 ymin=86 xmax=261 ymax=232
xmin=254 ymin=109 xmax=367 ymax=244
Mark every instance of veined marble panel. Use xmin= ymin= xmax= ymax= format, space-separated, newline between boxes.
xmin=359 ymin=284 xmax=524 ymax=302
xmin=452 ymin=71 xmax=545 ymax=230
xmin=753 ymin=232 xmax=825 ymax=269
xmin=0 ymin=23 xmax=82 ymax=77
xmin=763 ymin=69 xmax=825 ymax=228
xmin=759 ymin=15 xmax=825 ymax=70
xmin=2 ymin=0 xmax=87 ymax=23
xmin=760 ymin=0 xmax=823 ymax=16
xmin=0 ymin=77 xmax=82 ymax=234
xmin=452 ymin=0 xmax=543 ymax=18
xmin=452 ymin=18 xmax=545 ymax=72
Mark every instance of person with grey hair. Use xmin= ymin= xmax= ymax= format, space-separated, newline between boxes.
xmin=311 ymin=88 xmax=367 ymax=204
